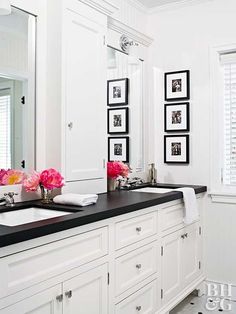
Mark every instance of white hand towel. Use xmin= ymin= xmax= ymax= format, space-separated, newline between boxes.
xmin=176 ymin=188 xmax=199 ymax=225
xmin=53 ymin=193 xmax=98 ymax=207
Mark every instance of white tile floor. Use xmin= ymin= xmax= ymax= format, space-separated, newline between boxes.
xmin=170 ymin=294 xmax=236 ymax=314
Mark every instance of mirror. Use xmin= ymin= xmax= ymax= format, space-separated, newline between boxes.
xmin=107 ymin=46 xmax=144 ymax=173
xmin=0 ymin=7 xmax=36 ymax=176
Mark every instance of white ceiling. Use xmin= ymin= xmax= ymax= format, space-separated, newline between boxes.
xmin=136 ymin=0 xmax=189 ymax=8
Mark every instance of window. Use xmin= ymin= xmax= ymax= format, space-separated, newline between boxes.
xmin=0 ymin=88 xmax=11 ymax=169
xmin=221 ymin=53 xmax=236 ymax=185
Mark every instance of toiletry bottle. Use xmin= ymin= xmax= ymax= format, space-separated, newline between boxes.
xmin=148 ymin=163 xmax=157 ymax=185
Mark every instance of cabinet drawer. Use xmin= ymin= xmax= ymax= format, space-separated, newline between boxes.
xmin=115 ymin=280 xmax=158 ymax=314
xmin=115 ymin=212 xmax=157 ymax=250
xmin=160 ymin=202 xmax=184 ymax=232
xmin=0 ymin=227 xmax=108 ymax=298
xmin=115 ymin=242 xmax=157 ymax=295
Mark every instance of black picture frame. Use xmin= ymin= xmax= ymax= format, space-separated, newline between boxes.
xmin=108 ymin=136 xmax=129 ymax=163
xmin=108 ymin=108 xmax=129 ymax=135
xmin=107 ymin=78 xmax=129 ymax=106
xmin=164 ymin=135 xmax=189 ymax=164
xmin=164 ymin=102 xmax=190 ymax=132
xmin=164 ymin=70 xmax=190 ymax=101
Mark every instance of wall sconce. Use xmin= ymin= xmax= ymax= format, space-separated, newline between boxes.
xmin=120 ymin=35 xmax=138 ymax=54
xmin=0 ymin=0 xmax=11 ymax=15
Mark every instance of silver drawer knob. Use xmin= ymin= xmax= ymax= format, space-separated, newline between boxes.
xmin=136 ymin=227 xmax=142 ymax=233
xmin=136 ymin=264 xmax=142 ymax=269
xmin=136 ymin=305 xmax=142 ymax=311
xmin=56 ymin=294 xmax=63 ymax=302
xmin=65 ymin=290 xmax=72 ymax=298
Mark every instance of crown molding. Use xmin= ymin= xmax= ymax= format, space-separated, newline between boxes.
xmin=126 ymin=0 xmax=148 ymax=13
xmin=79 ymin=0 xmax=119 ymax=16
xmin=148 ymin=0 xmax=213 ymax=14
xmin=108 ymin=17 xmax=153 ymax=47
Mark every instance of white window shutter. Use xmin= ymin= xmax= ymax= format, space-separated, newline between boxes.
xmin=221 ymin=53 xmax=236 ymax=185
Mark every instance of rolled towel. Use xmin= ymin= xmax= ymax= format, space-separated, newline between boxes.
xmin=176 ymin=187 xmax=199 ymax=225
xmin=53 ymin=193 xmax=98 ymax=207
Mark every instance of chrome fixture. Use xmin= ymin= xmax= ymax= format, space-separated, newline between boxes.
xmin=119 ymin=35 xmax=138 ymax=53
xmin=0 ymin=0 xmax=11 ymax=15
xmin=0 ymin=192 xmax=18 ymax=207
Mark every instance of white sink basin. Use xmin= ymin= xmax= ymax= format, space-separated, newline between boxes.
xmin=0 ymin=207 xmax=71 ymax=226
xmin=131 ymin=187 xmax=177 ymax=194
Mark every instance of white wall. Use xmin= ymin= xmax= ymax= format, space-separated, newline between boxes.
xmin=147 ymin=0 xmax=236 ymax=285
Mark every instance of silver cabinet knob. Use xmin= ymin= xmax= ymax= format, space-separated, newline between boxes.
xmin=185 ymin=233 xmax=188 ymax=238
xmin=181 ymin=234 xmax=185 ymax=239
xmin=65 ymin=290 xmax=72 ymax=298
xmin=56 ymin=294 xmax=63 ymax=302
xmin=68 ymin=122 xmax=73 ymax=129
xmin=136 ymin=227 xmax=142 ymax=233
xmin=136 ymin=264 xmax=142 ymax=269
xmin=136 ymin=305 xmax=142 ymax=311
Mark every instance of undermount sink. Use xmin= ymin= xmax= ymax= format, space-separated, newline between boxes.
xmin=131 ymin=187 xmax=177 ymax=194
xmin=0 ymin=207 xmax=72 ymax=226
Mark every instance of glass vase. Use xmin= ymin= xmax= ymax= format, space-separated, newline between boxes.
xmin=40 ymin=185 xmax=53 ymax=204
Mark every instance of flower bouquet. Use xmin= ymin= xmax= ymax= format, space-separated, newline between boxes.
xmin=23 ymin=168 xmax=64 ymax=203
xmin=0 ymin=169 xmax=24 ymax=185
xmin=107 ymin=162 xmax=130 ymax=191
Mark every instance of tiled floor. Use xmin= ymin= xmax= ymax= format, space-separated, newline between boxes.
xmin=170 ymin=294 xmax=236 ymax=313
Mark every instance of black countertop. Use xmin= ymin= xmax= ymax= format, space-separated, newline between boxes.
xmin=0 ymin=183 xmax=207 ymax=248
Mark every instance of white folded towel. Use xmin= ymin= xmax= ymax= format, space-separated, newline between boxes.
xmin=53 ymin=193 xmax=98 ymax=207
xmin=176 ymin=188 xmax=199 ymax=225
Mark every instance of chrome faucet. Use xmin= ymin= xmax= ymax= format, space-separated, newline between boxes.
xmin=0 ymin=192 xmax=18 ymax=207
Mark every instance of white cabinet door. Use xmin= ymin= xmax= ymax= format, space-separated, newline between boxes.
xmin=64 ymin=9 xmax=106 ymax=182
xmin=161 ymin=230 xmax=182 ymax=304
xmin=161 ymin=223 xmax=202 ymax=305
xmin=63 ymin=264 xmax=108 ymax=314
xmin=0 ymin=285 xmax=62 ymax=314
xmin=181 ymin=223 xmax=201 ymax=287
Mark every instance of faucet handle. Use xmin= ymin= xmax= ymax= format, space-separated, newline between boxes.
xmin=4 ymin=192 xmax=18 ymax=197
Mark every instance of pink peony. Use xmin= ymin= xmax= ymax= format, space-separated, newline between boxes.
xmin=0 ymin=169 xmax=10 ymax=185
xmin=118 ymin=162 xmax=130 ymax=178
xmin=1 ymin=169 xmax=24 ymax=185
xmin=23 ymin=171 xmax=40 ymax=192
xmin=107 ymin=162 xmax=122 ymax=179
xmin=40 ymin=168 xmax=64 ymax=190
xmin=107 ymin=162 xmax=130 ymax=179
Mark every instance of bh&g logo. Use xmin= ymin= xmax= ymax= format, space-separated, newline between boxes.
xmin=206 ymin=283 xmax=232 ymax=311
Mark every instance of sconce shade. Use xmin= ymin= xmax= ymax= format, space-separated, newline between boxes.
xmin=0 ymin=0 xmax=11 ymax=15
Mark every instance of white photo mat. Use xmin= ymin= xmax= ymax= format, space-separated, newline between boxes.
xmin=165 ymin=135 xmax=189 ymax=163
xmin=108 ymin=137 xmax=129 ymax=162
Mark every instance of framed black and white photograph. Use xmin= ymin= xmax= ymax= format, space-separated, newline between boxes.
xmin=164 ymin=135 xmax=189 ymax=164
xmin=108 ymin=137 xmax=129 ymax=162
xmin=164 ymin=102 xmax=190 ymax=132
xmin=107 ymin=78 xmax=129 ymax=106
xmin=164 ymin=70 xmax=190 ymax=101
xmin=108 ymin=108 xmax=129 ymax=134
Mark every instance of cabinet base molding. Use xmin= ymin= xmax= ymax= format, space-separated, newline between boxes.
xmin=158 ymin=275 xmax=206 ymax=314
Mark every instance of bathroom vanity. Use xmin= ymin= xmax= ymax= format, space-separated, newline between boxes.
xmin=0 ymin=184 xmax=206 ymax=314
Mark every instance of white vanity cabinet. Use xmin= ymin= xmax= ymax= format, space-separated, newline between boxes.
xmin=0 ymin=195 xmax=205 ymax=314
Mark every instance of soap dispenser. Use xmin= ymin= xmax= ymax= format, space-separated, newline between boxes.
xmin=148 ymin=163 xmax=157 ymax=185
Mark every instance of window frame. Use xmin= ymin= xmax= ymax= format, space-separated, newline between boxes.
xmin=210 ymin=43 xmax=236 ymax=203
